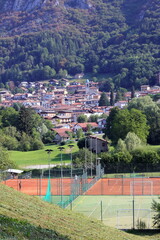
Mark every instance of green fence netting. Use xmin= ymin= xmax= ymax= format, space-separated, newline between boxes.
xmin=43 ymin=178 xmax=52 ymax=202
xmin=43 ymin=163 xmax=104 ymax=208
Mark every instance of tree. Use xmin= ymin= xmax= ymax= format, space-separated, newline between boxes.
xmin=115 ymin=90 xmax=122 ymax=102
xmin=131 ymin=86 xmax=135 ymax=99
xmin=0 ymin=146 xmax=16 ymax=170
xmin=1 ymin=135 xmax=19 ymax=150
xmin=17 ymin=106 xmax=44 ymax=137
xmin=116 ymin=138 xmax=127 ymax=153
xmin=12 ymin=102 xmax=22 ymax=111
xmin=128 ymin=96 xmax=155 ymax=111
xmin=42 ymin=130 xmax=56 ymax=144
xmin=0 ymin=107 xmax=19 ymax=127
xmin=72 ymin=148 xmax=96 ymax=168
xmin=37 ymin=123 xmax=48 ymax=137
xmin=88 ymin=115 xmax=98 ymax=122
xmin=152 ymin=197 xmax=160 ymax=228
xmin=31 ymin=139 xmax=44 ymax=150
xmin=77 ymin=137 xmax=85 ymax=149
xmin=128 ymin=96 xmax=160 ymax=144
xmin=131 ymin=149 xmax=160 ymax=172
xmin=99 ymin=92 xmax=110 ymax=106
xmin=104 ymin=107 xmax=120 ymax=142
xmin=105 ymin=107 xmax=149 ymax=144
xmin=0 ymin=83 xmax=4 ymax=88
xmin=76 ymin=129 xmax=84 ymax=139
xmin=77 ymin=114 xmax=87 ymax=123
xmin=17 ymin=106 xmax=35 ymax=135
xmin=100 ymin=151 xmax=132 ymax=173
xmin=110 ymin=89 xmax=114 ymax=106
xmin=124 ymin=132 xmax=142 ymax=152
xmin=18 ymin=132 xmax=31 ymax=151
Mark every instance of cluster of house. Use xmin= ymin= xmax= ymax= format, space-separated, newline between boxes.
xmin=0 ymin=78 xmax=160 ymax=152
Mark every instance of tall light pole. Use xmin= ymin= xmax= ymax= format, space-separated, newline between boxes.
xmin=132 ymin=171 xmax=135 ymax=230
xmin=96 ymin=136 xmax=98 ymax=167
xmin=68 ymin=144 xmax=74 ymax=179
xmin=45 ymin=149 xmax=53 ymax=180
xmin=85 ymin=137 xmax=87 ymax=172
xmin=58 ymin=146 xmax=65 ymax=205
xmin=91 ymin=136 xmax=93 ymax=178
xmin=96 ymin=157 xmax=101 ymax=177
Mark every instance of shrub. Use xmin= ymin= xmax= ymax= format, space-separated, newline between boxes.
xmin=31 ymin=139 xmax=44 ymax=150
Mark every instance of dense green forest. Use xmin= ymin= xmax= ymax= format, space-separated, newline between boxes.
xmin=0 ymin=0 xmax=159 ymax=89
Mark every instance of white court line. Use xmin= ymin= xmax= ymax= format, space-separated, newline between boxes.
xmin=88 ymin=202 xmax=100 ymax=217
xmin=72 ymin=196 xmax=86 ymax=210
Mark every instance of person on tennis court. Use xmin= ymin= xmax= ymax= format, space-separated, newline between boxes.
xmin=75 ymin=175 xmax=78 ymax=180
xmin=19 ymin=181 xmax=22 ymax=191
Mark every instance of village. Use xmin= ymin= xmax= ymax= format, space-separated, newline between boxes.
xmin=0 ymin=77 xmax=160 ymax=152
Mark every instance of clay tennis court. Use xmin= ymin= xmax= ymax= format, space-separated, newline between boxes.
xmin=85 ymin=178 xmax=160 ymax=195
xmin=3 ymin=177 xmax=160 ymax=196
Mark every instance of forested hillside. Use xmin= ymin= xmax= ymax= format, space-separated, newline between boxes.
xmin=0 ymin=0 xmax=159 ymax=89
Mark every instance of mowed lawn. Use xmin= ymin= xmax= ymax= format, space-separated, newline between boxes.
xmin=9 ymin=143 xmax=78 ymax=168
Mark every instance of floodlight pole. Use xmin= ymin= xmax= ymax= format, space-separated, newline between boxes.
xmin=68 ymin=144 xmax=74 ymax=179
xmin=45 ymin=149 xmax=53 ymax=180
xmin=91 ymin=137 xmax=93 ymax=178
xmin=96 ymin=137 xmax=98 ymax=167
xmin=58 ymin=146 xmax=65 ymax=205
xmin=132 ymin=171 xmax=135 ymax=230
xmin=85 ymin=137 xmax=87 ymax=171
xmin=96 ymin=157 xmax=101 ymax=177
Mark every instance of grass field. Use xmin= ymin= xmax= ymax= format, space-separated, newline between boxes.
xmin=104 ymin=172 xmax=160 ymax=178
xmin=9 ymin=143 xmax=78 ymax=168
xmin=69 ymin=195 xmax=159 ymax=229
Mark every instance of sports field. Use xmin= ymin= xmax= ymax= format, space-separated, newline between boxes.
xmin=3 ymin=177 xmax=160 ymax=229
xmin=3 ymin=177 xmax=160 ymax=195
xmin=69 ymin=195 xmax=159 ymax=229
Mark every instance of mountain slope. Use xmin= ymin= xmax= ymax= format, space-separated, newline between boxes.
xmin=0 ymin=183 xmax=147 ymax=240
xmin=0 ymin=0 xmax=159 ymax=89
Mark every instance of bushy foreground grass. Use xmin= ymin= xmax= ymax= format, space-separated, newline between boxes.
xmin=0 ymin=215 xmax=68 ymax=240
xmin=0 ymin=184 xmax=147 ymax=240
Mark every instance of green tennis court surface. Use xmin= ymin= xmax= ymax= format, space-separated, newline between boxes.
xmin=67 ymin=195 xmax=159 ymax=229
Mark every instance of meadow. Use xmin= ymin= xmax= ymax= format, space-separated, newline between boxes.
xmin=9 ymin=143 xmax=78 ymax=168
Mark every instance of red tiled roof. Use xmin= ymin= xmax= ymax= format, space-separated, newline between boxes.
xmin=51 ymin=128 xmax=72 ymax=137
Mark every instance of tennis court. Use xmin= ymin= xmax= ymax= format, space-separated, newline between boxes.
xmin=3 ymin=177 xmax=160 ymax=197
xmin=3 ymin=177 xmax=160 ymax=196
xmin=69 ymin=195 xmax=159 ymax=229
xmin=3 ymin=176 xmax=160 ymax=229
xmin=85 ymin=178 xmax=160 ymax=195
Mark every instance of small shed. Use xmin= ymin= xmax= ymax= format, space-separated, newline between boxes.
xmin=5 ymin=169 xmax=23 ymax=179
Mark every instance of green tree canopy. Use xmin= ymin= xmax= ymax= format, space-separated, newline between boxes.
xmin=124 ymin=132 xmax=142 ymax=152
xmin=99 ymin=92 xmax=110 ymax=106
xmin=105 ymin=107 xmax=149 ymax=144
xmin=72 ymin=148 xmax=96 ymax=168
xmin=0 ymin=107 xmax=18 ymax=128
xmin=77 ymin=114 xmax=87 ymax=123
xmin=0 ymin=146 xmax=16 ymax=170
xmin=128 ymin=96 xmax=160 ymax=144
